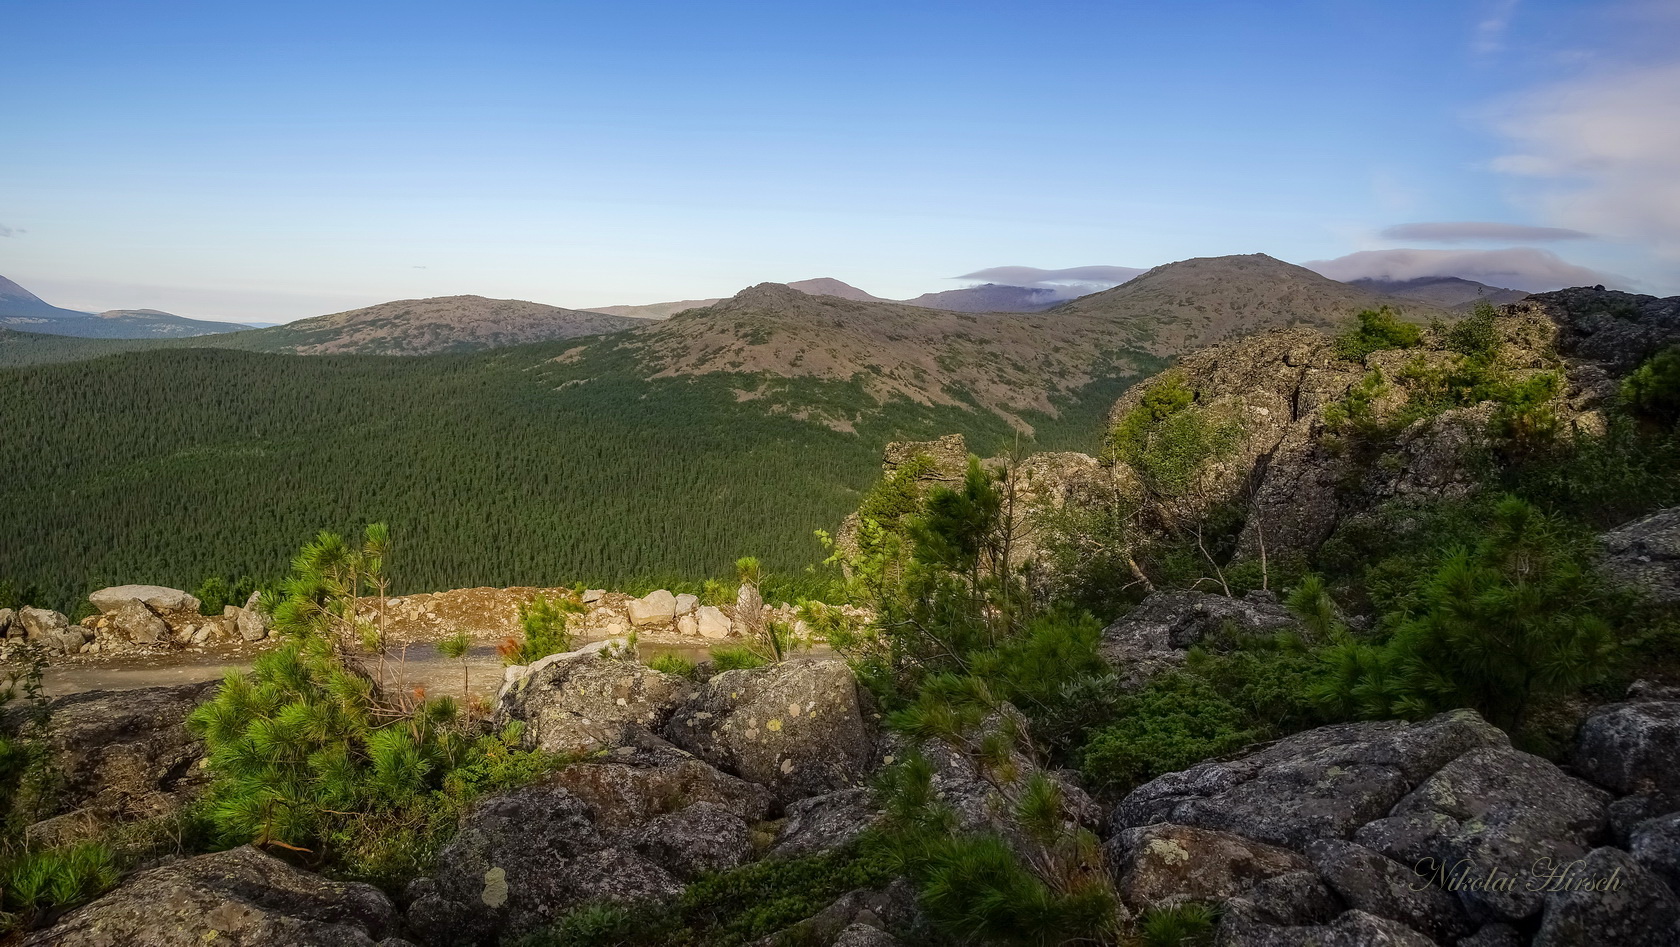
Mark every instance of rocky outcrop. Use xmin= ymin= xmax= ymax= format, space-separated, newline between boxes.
xmin=494 ymin=642 xmax=694 ymax=755
xmin=16 ymin=606 xmax=86 ymax=653
xmin=1 ymin=682 xmax=214 ymax=823
xmin=25 ymin=846 xmax=410 ymax=947
xmin=625 ymin=800 xmax=756 ymax=878
xmin=406 ymin=784 xmax=681 ymax=945
xmin=1103 ymin=709 xmax=1661 ymax=942
xmin=1531 ymin=286 xmax=1680 ymax=373
xmin=1600 ymin=507 xmax=1680 ymax=604
xmin=665 ymin=659 xmax=877 ymax=806
xmin=1098 ymin=589 xmax=1300 ymax=688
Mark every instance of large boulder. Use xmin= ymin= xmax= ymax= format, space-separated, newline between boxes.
xmin=1531 ymin=846 xmax=1680 ymax=947
xmin=88 ymin=584 xmax=202 ymax=616
xmin=2 ymin=682 xmax=216 ymax=820
xmin=1112 ymin=710 xmax=1509 ymax=851
xmin=104 ymin=599 xmax=171 ymax=644
xmin=628 ymin=589 xmax=678 ymax=627
xmin=24 ymin=846 xmax=409 ymax=946
xmin=1370 ymin=746 xmax=1609 ymax=922
xmin=1108 ymin=823 xmax=1310 ymax=911
xmin=770 ymin=788 xmax=883 ymax=859
xmin=665 ymin=659 xmax=877 ymax=806
xmin=1600 ymin=507 xmax=1680 ymax=604
xmin=405 ymin=785 xmax=680 ymax=945
xmin=1305 ymin=838 xmax=1471 ymax=944
xmin=493 ymin=644 xmax=694 ymax=755
xmin=696 ymin=605 xmax=733 ymax=639
xmin=542 ymin=736 xmax=773 ymax=826
xmin=0 ymin=607 xmax=16 ymax=638
xmin=1573 ymin=699 xmax=1680 ymax=798
xmin=625 ymin=800 xmax=756 ymax=878
xmin=1098 ymin=589 xmax=1299 ymax=689
xmin=1628 ymin=812 xmax=1680 ymax=893
xmin=1215 ymin=903 xmax=1439 ymax=947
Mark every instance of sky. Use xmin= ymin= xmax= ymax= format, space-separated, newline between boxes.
xmin=1 ymin=0 xmax=1676 ymax=323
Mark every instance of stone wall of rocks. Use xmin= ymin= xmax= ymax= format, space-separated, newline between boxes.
xmin=0 ymin=584 xmax=268 ymax=658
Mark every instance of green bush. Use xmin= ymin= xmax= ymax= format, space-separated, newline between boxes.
xmin=1623 ymin=345 xmax=1680 ymax=429
xmin=1139 ymin=901 xmax=1220 ymax=947
xmin=0 ymin=842 xmax=120 ymax=926
xmin=503 ymin=595 xmax=583 ymax=666
xmin=1335 ymin=306 xmax=1422 ymax=361
xmin=188 ymin=527 xmax=562 ymax=888
xmin=709 ymin=646 xmax=769 ymax=672
xmin=1080 ymin=672 xmax=1256 ymax=795
xmin=645 ymin=652 xmax=697 ymax=678
xmin=1445 ymin=300 xmax=1500 ymax=361
xmin=1315 ymin=497 xmax=1616 ymax=734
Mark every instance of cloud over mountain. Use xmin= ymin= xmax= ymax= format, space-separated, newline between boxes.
xmin=1306 ymin=247 xmax=1615 ymax=292
xmin=1490 ymin=60 xmax=1680 ymax=263
xmin=955 ymin=265 xmax=1146 ymax=289
xmin=1378 ymin=222 xmax=1590 ymax=243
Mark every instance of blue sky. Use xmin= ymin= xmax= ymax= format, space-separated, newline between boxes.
xmin=1 ymin=0 xmax=1676 ymax=322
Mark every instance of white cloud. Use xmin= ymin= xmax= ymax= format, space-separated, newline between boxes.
xmin=1474 ymin=0 xmax=1522 ymax=53
xmin=954 ymin=265 xmax=1145 ymax=289
xmin=1378 ymin=222 xmax=1589 ymax=243
xmin=1305 ymin=247 xmax=1616 ymax=291
xmin=1489 ymin=61 xmax=1680 ymax=262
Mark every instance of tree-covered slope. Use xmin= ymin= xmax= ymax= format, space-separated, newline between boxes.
xmin=0 ymin=340 xmax=1152 ymax=612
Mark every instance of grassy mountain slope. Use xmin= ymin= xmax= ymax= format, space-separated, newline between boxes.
xmin=615 ymin=282 xmax=1152 ymax=429
xmin=205 ymin=295 xmax=651 ymax=355
xmin=1050 ymin=253 xmax=1447 ymax=356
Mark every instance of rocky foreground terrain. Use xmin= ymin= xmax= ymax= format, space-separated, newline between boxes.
xmin=5 ymin=587 xmax=1680 ymax=946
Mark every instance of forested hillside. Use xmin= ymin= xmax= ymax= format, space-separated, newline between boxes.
xmin=0 ymin=340 xmax=1150 ymax=612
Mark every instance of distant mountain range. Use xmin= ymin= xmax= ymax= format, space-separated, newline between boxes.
xmin=591 ymin=275 xmax=1115 ymax=319
xmin=0 ymin=258 xmax=1507 ymax=369
xmin=0 ymin=275 xmax=252 ymax=338
xmin=1347 ymin=276 xmax=1529 ymax=310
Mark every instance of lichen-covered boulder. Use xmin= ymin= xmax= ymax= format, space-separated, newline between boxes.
xmin=1629 ymin=812 xmax=1680 ymax=893
xmin=1305 ymin=838 xmax=1471 ymax=944
xmin=1215 ymin=903 xmax=1439 ymax=947
xmin=1532 ymin=847 xmax=1680 ymax=947
xmin=1378 ymin=745 xmax=1609 ymax=922
xmin=1097 ymin=589 xmax=1299 ymax=689
xmin=1112 ymin=710 xmax=1509 ymax=851
xmin=1600 ymin=507 xmax=1680 ymax=604
xmin=494 ymin=645 xmax=694 ymax=755
xmin=544 ymin=739 xmax=773 ymax=826
xmin=405 ymin=785 xmax=679 ymax=945
xmin=24 ymin=846 xmax=409 ymax=947
xmin=1 ymin=682 xmax=216 ymax=820
xmin=1108 ymin=823 xmax=1310 ymax=911
xmin=626 ymin=800 xmax=756 ymax=878
xmin=664 ymin=659 xmax=876 ymax=806
xmin=771 ymin=788 xmax=883 ymax=859
xmin=1573 ymin=699 xmax=1680 ymax=797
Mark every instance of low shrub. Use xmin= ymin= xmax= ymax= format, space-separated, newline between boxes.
xmin=1079 ymin=672 xmax=1256 ymax=796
